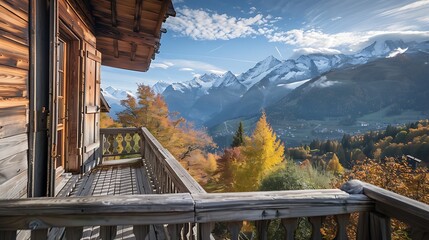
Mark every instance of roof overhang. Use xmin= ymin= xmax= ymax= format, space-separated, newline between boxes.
xmin=89 ymin=0 xmax=175 ymax=72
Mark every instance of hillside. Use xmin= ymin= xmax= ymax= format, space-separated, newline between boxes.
xmin=267 ymin=51 xmax=429 ymax=121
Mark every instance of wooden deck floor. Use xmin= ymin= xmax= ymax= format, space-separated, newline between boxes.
xmin=56 ymin=159 xmax=166 ymax=240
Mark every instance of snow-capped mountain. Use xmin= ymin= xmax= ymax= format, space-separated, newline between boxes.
xmin=152 ymin=81 xmax=170 ymax=94
xmin=238 ymin=55 xmax=282 ymax=89
xmin=155 ymin=40 xmax=429 ymax=126
xmin=102 ymin=86 xmax=136 ymax=119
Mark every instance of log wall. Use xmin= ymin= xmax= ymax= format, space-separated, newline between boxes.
xmin=0 ymin=0 xmax=29 ymax=199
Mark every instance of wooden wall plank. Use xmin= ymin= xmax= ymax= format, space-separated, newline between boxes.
xmin=3 ymin=0 xmax=28 ymax=14
xmin=0 ymin=133 xmax=28 ymax=161
xmin=0 ymin=169 xmax=27 ymax=199
xmin=0 ymin=64 xmax=28 ymax=86
xmin=0 ymin=36 xmax=29 ymax=70
xmin=0 ymin=4 xmax=28 ymax=41
xmin=0 ymin=103 xmax=27 ymax=139
xmin=0 ymin=150 xmax=27 ymax=185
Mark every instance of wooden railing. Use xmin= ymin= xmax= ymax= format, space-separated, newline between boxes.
xmin=1 ymin=182 xmax=428 ymax=239
xmin=0 ymin=127 xmax=428 ymax=239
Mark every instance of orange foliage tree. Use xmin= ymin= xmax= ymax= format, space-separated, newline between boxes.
xmin=117 ymin=84 xmax=216 ymax=183
xmin=332 ymin=157 xmax=429 ymax=239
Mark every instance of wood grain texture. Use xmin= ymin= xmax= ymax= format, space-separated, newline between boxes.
xmin=361 ymin=182 xmax=429 ymax=230
xmin=0 ymin=133 xmax=28 ymax=161
xmin=0 ymin=150 xmax=27 ymax=185
xmin=0 ymin=170 xmax=27 ymax=199
xmin=192 ymin=190 xmax=373 ymax=222
xmin=0 ymin=3 xmax=28 ymax=41
xmin=0 ymin=193 xmax=194 ymax=229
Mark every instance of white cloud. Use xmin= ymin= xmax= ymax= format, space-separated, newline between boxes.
xmin=380 ymin=0 xmax=429 ymax=17
xmin=249 ymin=7 xmax=257 ymax=14
xmin=150 ymin=62 xmax=174 ymax=69
xmin=157 ymin=58 xmax=227 ymax=75
xmin=292 ymin=47 xmax=342 ymax=57
xmin=165 ymin=7 xmax=280 ymax=40
xmin=331 ymin=17 xmax=342 ymax=21
xmin=267 ymin=29 xmax=429 ymax=54
xmin=179 ymin=67 xmax=194 ymax=71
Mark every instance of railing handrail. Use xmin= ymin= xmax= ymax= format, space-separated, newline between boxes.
xmin=0 ymin=194 xmax=194 ymax=230
xmin=359 ymin=181 xmax=429 ymax=230
xmin=140 ymin=127 xmax=206 ymax=194
xmin=0 ymin=189 xmax=372 ymax=230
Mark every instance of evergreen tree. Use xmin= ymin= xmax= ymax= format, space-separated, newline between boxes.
xmin=231 ymin=121 xmax=245 ymax=147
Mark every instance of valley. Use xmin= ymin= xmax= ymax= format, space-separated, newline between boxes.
xmin=103 ymin=39 xmax=429 ymax=149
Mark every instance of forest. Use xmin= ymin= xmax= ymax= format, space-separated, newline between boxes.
xmin=101 ymin=84 xmax=429 ymax=239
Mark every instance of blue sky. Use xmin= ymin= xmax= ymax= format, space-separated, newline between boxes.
xmin=101 ymin=0 xmax=429 ymax=90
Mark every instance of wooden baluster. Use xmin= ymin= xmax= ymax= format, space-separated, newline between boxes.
xmin=227 ymin=221 xmax=243 ymax=240
xmin=133 ymin=225 xmax=149 ymax=240
xmin=65 ymin=227 xmax=83 ymax=240
xmin=167 ymin=224 xmax=183 ymax=240
xmin=410 ymin=227 xmax=429 ymax=240
xmin=0 ymin=231 xmax=17 ymax=240
xmin=368 ymin=212 xmax=391 ymax=240
xmin=182 ymin=223 xmax=190 ymax=240
xmin=357 ymin=212 xmax=369 ymax=240
xmin=281 ymin=218 xmax=298 ymax=240
xmin=335 ymin=214 xmax=350 ymax=240
xmin=30 ymin=229 xmax=48 ymax=240
xmin=256 ymin=220 xmax=269 ymax=240
xmin=309 ymin=216 xmax=323 ymax=240
xmin=120 ymin=133 xmax=127 ymax=154
xmin=139 ymin=131 xmax=145 ymax=158
xmin=113 ymin=134 xmax=119 ymax=154
xmin=198 ymin=223 xmax=214 ymax=240
xmin=100 ymin=226 xmax=117 ymax=240
xmin=100 ymin=133 xmax=105 ymax=161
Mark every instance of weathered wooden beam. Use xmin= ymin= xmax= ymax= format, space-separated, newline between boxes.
xmin=193 ymin=190 xmax=372 ymax=222
xmin=0 ymin=194 xmax=194 ymax=230
xmin=95 ymin=24 xmax=158 ymax=47
xmin=113 ymin=39 xmax=119 ymax=58
xmin=110 ymin=0 xmax=117 ymax=27
xmin=133 ymin=0 xmax=144 ymax=32
xmin=131 ymin=42 xmax=137 ymax=61
xmin=154 ymin=0 xmax=170 ymax=36
xmin=347 ymin=180 xmax=429 ymax=230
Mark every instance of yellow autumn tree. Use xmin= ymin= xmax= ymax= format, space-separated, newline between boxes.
xmin=326 ymin=153 xmax=345 ymax=175
xmin=235 ymin=112 xmax=285 ymax=191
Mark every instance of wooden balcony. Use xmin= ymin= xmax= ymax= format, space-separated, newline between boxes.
xmin=0 ymin=127 xmax=428 ymax=240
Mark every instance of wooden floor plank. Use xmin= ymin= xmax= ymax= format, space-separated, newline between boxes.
xmin=63 ymin=159 xmax=168 ymax=240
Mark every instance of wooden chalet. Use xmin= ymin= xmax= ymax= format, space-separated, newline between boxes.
xmin=0 ymin=0 xmax=428 ymax=239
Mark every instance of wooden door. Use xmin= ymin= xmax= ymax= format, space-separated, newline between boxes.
xmin=82 ymin=42 xmax=102 ymax=172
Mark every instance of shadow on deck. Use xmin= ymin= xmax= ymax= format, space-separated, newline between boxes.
xmin=59 ymin=158 xmax=166 ymax=240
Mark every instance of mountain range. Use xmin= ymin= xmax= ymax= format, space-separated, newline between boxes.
xmin=155 ymin=40 xmax=429 ymax=126
xmin=103 ymin=39 xmax=429 ymax=146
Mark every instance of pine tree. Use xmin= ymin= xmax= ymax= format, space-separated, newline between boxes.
xmin=235 ymin=112 xmax=285 ymax=191
xmin=231 ymin=121 xmax=245 ymax=147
